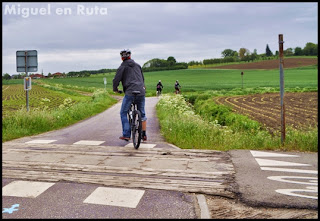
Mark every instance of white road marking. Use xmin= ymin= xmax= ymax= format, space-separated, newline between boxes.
xmin=124 ymin=143 xmax=156 ymax=148
xmin=25 ymin=140 xmax=57 ymax=144
xmin=267 ymin=176 xmax=318 ymax=185
xmin=73 ymin=140 xmax=105 ymax=145
xmin=250 ymin=150 xmax=299 ymax=158
xmin=261 ymin=167 xmax=317 ymax=174
xmin=2 ymin=181 xmax=55 ymax=198
xmin=251 ymin=150 xmax=318 ymax=200
xmin=83 ymin=187 xmax=145 ymax=208
xmin=255 ymin=158 xmax=311 ymax=167
xmin=275 ymin=186 xmax=318 ymax=200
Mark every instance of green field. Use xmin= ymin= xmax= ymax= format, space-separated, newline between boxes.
xmin=2 ymin=84 xmax=89 ymax=117
xmin=2 ymin=64 xmax=318 ymax=151
xmin=12 ymin=65 xmax=317 ymax=97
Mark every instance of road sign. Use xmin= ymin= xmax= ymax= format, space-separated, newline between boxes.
xmin=104 ymin=77 xmax=107 ymax=85
xmin=16 ymin=50 xmax=38 ymax=72
xmin=24 ymin=77 xmax=32 ymax=91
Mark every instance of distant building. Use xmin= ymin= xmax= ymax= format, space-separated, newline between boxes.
xmin=52 ymin=72 xmax=65 ymax=78
xmin=30 ymin=73 xmax=44 ymax=79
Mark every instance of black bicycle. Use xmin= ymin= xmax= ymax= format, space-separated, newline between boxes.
xmin=128 ymin=91 xmax=142 ymax=149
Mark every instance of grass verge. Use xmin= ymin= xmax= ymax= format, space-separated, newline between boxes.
xmin=156 ymin=94 xmax=317 ymax=152
xmin=2 ymin=90 xmax=117 ymax=142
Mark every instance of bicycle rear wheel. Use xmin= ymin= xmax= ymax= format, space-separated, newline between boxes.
xmin=132 ymin=110 xmax=142 ymax=149
xmin=128 ymin=104 xmax=134 ymax=126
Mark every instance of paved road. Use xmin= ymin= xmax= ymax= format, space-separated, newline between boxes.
xmin=2 ymin=96 xmax=318 ymax=218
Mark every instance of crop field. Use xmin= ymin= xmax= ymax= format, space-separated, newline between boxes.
xmin=213 ymin=92 xmax=318 ymax=133
xmin=208 ymin=57 xmax=318 ymax=70
xmin=2 ymin=84 xmax=87 ymax=117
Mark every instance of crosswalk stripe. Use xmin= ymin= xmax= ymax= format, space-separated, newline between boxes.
xmin=25 ymin=140 xmax=57 ymax=144
xmin=255 ymin=158 xmax=311 ymax=167
xmin=261 ymin=167 xmax=318 ymax=174
xmin=250 ymin=150 xmax=299 ymax=158
xmin=124 ymin=143 xmax=156 ymax=148
xmin=2 ymin=181 xmax=55 ymax=198
xmin=73 ymin=140 xmax=105 ymax=145
xmin=83 ymin=187 xmax=145 ymax=208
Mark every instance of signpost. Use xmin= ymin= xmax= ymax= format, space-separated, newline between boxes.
xmin=24 ymin=77 xmax=32 ymax=91
xmin=241 ymin=72 xmax=244 ymax=89
xmin=278 ymin=34 xmax=286 ymax=145
xmin=103 ymin=77 xmax=107 ymax=91
xmin=16 ymin=50 xmax=38 ymax=111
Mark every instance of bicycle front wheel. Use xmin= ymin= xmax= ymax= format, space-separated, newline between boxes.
xmin=132 ymin=110 xmax=142 ymax=149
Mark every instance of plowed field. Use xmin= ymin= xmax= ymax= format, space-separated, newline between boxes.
xmin=209 ymin=58 xmax=317 ymax=70
xmin=213 ymin=92 xmax=318 ymax=133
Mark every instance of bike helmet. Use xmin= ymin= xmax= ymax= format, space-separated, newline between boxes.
xmin=120 ymin=49 xmax=131 ymax=58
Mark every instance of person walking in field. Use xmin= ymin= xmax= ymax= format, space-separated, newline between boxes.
xmin=156 ymin=80 xmax=163 ymax=96
xmin=113 ymin=49 xmax=147 ymax=141
xmin=174 ymin=80 xmax=181 ymax=94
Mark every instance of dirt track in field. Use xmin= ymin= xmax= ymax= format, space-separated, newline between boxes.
xmin=208 ymin=58 xmax=318 ymax=70
xmin=213 ymin=92 xmax=318 ymax=133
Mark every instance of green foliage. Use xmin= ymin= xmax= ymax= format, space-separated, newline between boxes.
xmin=142 ymin=57 xmax=188 ymax=72
xmin=167 ymin=56 xmax=176 ymax=66
xmin=2 ymin=73 xmax=11 ymax=80
xmin=294 ymin=47 xmax=303 ymax=56
xmin=303 ymin=42 xmax=318 ymax=56
xmin=187 ymin=60 xmax=202 ymax=66
xmin=156 ymin=94 xmax=317 ymax=152
xmin=67 ymin=68 xmax=116 ymax=77
xmin=284 ymin=48 xmax=294 ymax=56
xmin=266 ymin=44 xmax=273 ymax=56
xmin=193 ymin=98 xmax=261 ymax=132
xmin=221 ymin=49 xmax=237 ymax=58
xmin=203 ymin=57 xmax=237 ymax=65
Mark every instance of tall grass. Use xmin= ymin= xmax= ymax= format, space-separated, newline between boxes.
xmin=156 ymin=94 xmax=317 ymax=152
xmin=2 ymin=90 xmax=117 ymax=142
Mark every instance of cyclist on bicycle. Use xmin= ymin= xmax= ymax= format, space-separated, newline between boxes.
xmin=156 ymin=80 xmax=163 ymax=96
xmin=113 ymin=49 xmax=147 ymax=142
xmin=175 ymin=80 xmax=181 ymax=94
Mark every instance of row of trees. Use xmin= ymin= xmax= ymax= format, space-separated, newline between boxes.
xmin=142 ymin=56 xmax=188 ymax=72
xmin=188 ymin=42 xmax=318 ymax=66
xmin=2 ymin=68 xmax=117 ymax=80
xmin=67 ymin=68 xmax=116 ymax=77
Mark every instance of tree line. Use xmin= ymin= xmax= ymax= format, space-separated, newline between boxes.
xmin=142 ymin=56 xmax=188 ymax=72
xmin=66 ymin=68 xmax=116 ymax=77
xmin=189 ymin=42 xmax=318 ymax=66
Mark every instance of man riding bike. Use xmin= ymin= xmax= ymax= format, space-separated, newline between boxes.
xmin=113 ymin=49 xmax=147 ymax=142
xmin=175 ymin=80 xmax=181 ymax=94
xmin=156 ymin=80 xmax=163 ymax=96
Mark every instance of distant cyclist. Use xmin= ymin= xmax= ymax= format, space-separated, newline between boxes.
xmin=113 ymin=49 xmax=147 ymax=142
xmin=174 ymin=80 xmax=181 ymax=94
xmin=156 ymin=80 xmax=163 ymax=96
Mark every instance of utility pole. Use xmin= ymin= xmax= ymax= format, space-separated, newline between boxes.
xmin=279 ymin=34 xmax=285 ymax=145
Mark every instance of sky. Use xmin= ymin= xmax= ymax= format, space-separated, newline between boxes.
xmin=2 ymin=2 xmax=318 ymax=75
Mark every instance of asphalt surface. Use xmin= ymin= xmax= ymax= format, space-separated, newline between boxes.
xmin=2 ymin=96 xmax=318 ymax=218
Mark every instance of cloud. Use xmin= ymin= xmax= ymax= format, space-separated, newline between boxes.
xmin=2 ymin=2 xmax=318 ymax=74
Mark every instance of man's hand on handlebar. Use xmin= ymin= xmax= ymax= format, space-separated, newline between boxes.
xmin=114 ymin=89 xmax=123 ymax=94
